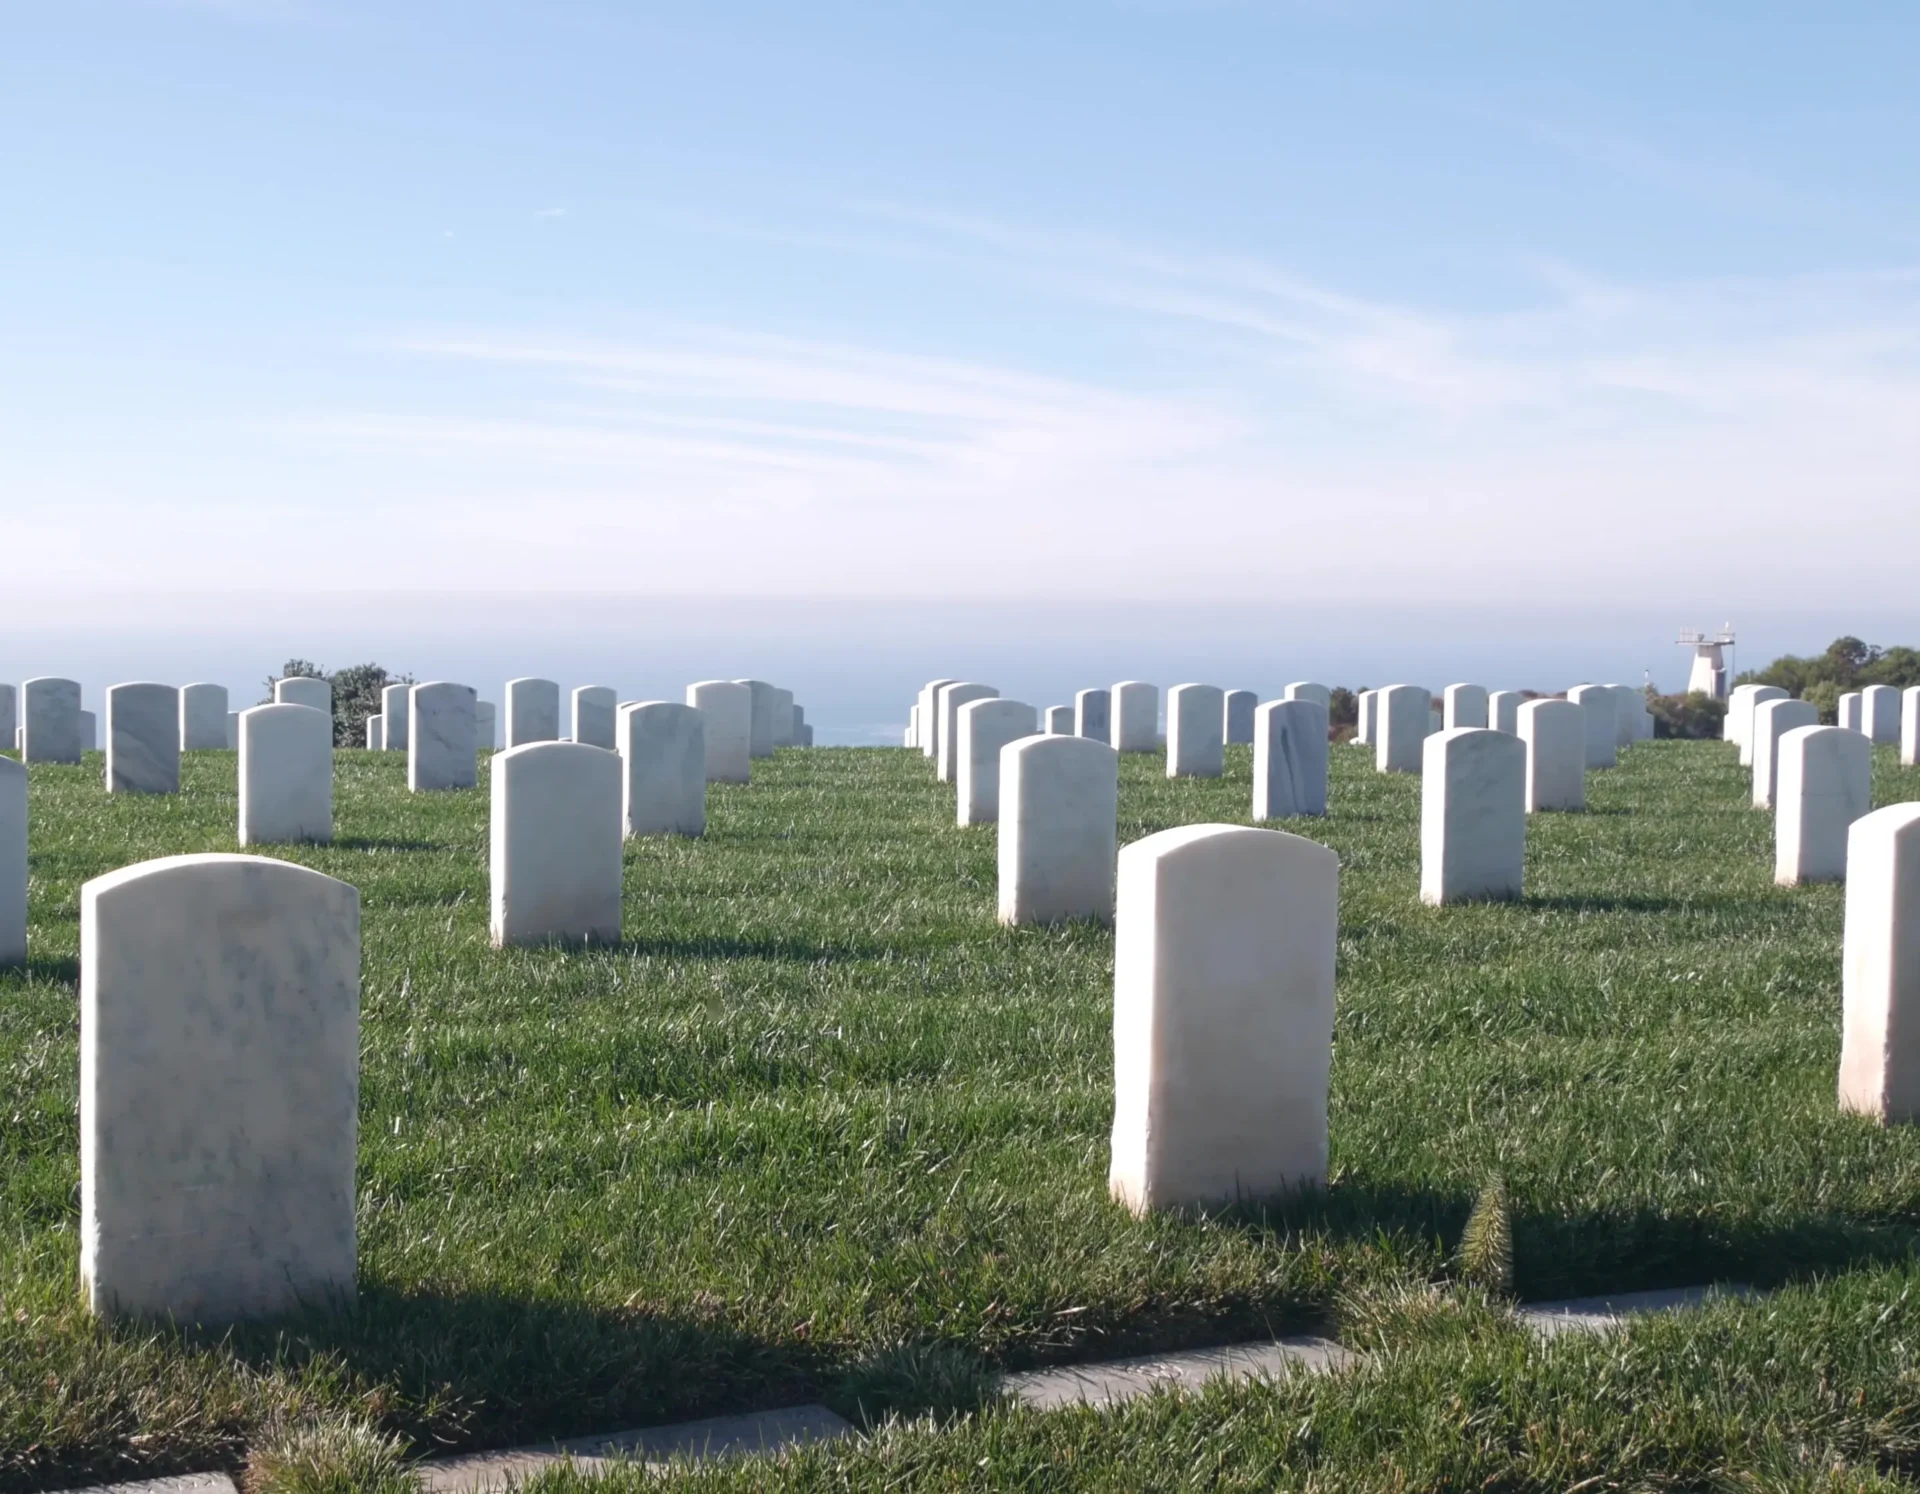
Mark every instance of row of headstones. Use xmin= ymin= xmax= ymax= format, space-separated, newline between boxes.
xmin=4 ymin=678 xmax=233 ymax=763
xmin=1729 ymin=682 xmax=1920 ymax=764
xmin=0 ymin=678 xmax=811 ymax=964
xmin=67 ymin=797 xmax=1920 ymax=1324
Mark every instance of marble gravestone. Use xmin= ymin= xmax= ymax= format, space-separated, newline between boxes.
xmin=22 ymin=677 xmax=83 ymax=764
xmin=380 ymin=683 xmax=411 ymax=752
xmin=735 ymin=679 xmax=780 ymax=761
xmin=1735 ymin=686 xmax=1787 ymax=766
xmin=83 ymin=709 xmax=99 ymax=752
xmin=1354 ymin=690 xmax=1375 ymax=747
xmin=0 ymin=757 xmax=23 ymax=966
xmin=771 ymin=688 xmax=796 ymax=749
xmin=1284 ymin=682 xmax=1331 ymax=710
xmin=1517 ymin=698 xmax=1585 ymax=812
xmin=106 ymin=683 xmax=180 ymax=795
xmin=1166 ymin=684 xmax=1226 ymax=779
xmin=1903 ymin=688 xmax=1920 ymax=768
xmin=0 ymin=683 xmax=14 ymax=749
xmin=223 ymin=712 xmax=237 ymax=750
xmin=1774 ymin=725 xmax=1872 ymax=886
xmin=1442 ymin=684 xmax=1489 ymax=731
xmin=1838 ymin=802 xmax=1920 ymax=1123
xmin=1751 ymin=697 xmax=1820 ymax=811
xmin=80 ymin=853 xmax=359 ymax=1322
xmin=956 ymin=698 xmax=1039 ymax=826
xmin=1109 ymin=824 xmax=1338 ymax=1215
xmin=1111 ymin=681 xmax=1159 ymax=754
xmin=918 ymin=679 xmax=961 ymax=760
xmin=476 ymin=701 xmax=496 ymax=751
xmin=687 ymin=680 xmax=752 ymax=783
xmin=1223 ymin=690 xmax=1257 ymax=746
xmin=366 ymin=715 xmax=385 ymax=751
xmin=936 ymin=683 xmax=999 ymax=783
xmin=1608 ymin=684 xmax=1642 ymax=749
xmin=791 ymin=704 xmax=808 ymax=745
xmin=618 ymin=702 xmax=707 ymax=838
xmin=1724 ymin=683 xmax=1762 ymax=745
xmin=998 ymin=734 xmax=1119 ymax=927
xmin=1421 ymin=728 xmax=1526 ymax=905
xmin=489 ymin=741 xmax=623 ymax=947
xmin=1075 ymin=688 xmax=1112 ymax=743
xmin=1488 ymin=690 xmax=1523 ymax=735
xmin=238 ymin=704 xmax=333 ymax=846
xmin=409 ymin=682 xmax=478 ymax=792
xmin=906 ymin=704 xmax=920 ymax=749
xmin=1565 ymin=684 xmax=1618 ymax=770
xmin=1253 ymin=699 xmax=1328 ymax=820
xmin=274 ymin=676 xmax=332 ymax=715
xmin=1045 ymin=705 xmax=1074 ymax=734
xmin=1373 ymin=684 xmax=1430 ymax=774
xmin=504 ymin=678 xmax=561 ymax=749
xmin=179 ymin=683 xmax=229 ymax=751
xmin=1429 ymin=704 xmax=1444 ymax=737
xmin=1839 ymin=692 xmax=1863 ymax=733
xmin=1862 ymin=684 xmax=1902 ymax=746
xmin=571 ymin=686 xmax=618 ymax=750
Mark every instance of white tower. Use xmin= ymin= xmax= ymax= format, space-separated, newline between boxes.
xmin=1676 ymin=625 xmax=1735 ymax=700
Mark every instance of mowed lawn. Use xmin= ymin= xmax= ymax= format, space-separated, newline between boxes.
xmin=3 ymin=737 xmax=1920 ymax=1489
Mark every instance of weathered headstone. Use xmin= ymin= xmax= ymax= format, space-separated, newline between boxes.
xmin=1373 ymin=684 xmax=1430 ymax=773
xmin=238 ymin=704 xmax=333 ymax=845
xmin=1488 ymin=690 xmax=1523 ymax=735
xmin=1725 ymin=682 xmax=1763 ymax=745
xmin=1421 ymin=728 xmax=1525 ymax=904
xmin=1284 ymin=682 xmax=1331 ymax=710
xmin=618 ymin=702 xmax=706 ymax=837
xmin=1223 ymin=689 xmax=1257 ymax=745
xmin=106 ymin=683 xmax=180 ymax=795
xmin=505 ymin=677 xmax=561 ymax=749
xmin=1518 ymin=697 xmax=1585 ymax=812
xmin=1253 ymin=699 xmax=1328 ymax=820
xmin=179 ymin=683 xmax=229 ymax=751
xmin=380 ymin=683 xmax=411 ymax=751
xmin=998 ymin=734 xmax=1118 ymax=926
xmin=489 ymin=741 xmax=623 ymax=947
xmin=1167 ymin=684 xmax=1226 ymax=778
xmin=366 ymin=714 xmax=385 ymax=751
xmin=1045 ymin=705 xmax=1074 ymax=734
xmin=1111 ymin=681 xmax=1159 ymax=754
xmin=0 ymin=757 xmax=23 ymax=966
xmin=687 ymin=680 xmax=752 ymax=783
xmin=1442 ymin=683 xmax=1488 ymax=731
xmin=1774 ymin=725 xmax=1871 ymax=886
xmin=735 ymin=679 xmax=779 ymax=760
xmin=956 ymin=698 xmax=1038 ymax=825
xmin=1838 ymin=802 xmax=1920 ymax=1122
xmin=1839 ymin=692 xmax=1864 ymax=733
xmin=1566 ymin=684 xmax=1619 ymax=770
xmin=1075 ymin=687 xmax=1112 ymax=743
xmin=274 ymin=676 xmax=331 ymax=715
xmin=1109 ymin=824 xmax=1338 ymax=1214
xmin=936 ymin=683 xmax=999 ymax=782
xmin=1751 ymin=696 xmax=1820 ymax=810
xmin=1862 ymin=684 xmax=1902 ymax=746
xmin=80 ymin=853 xmax=359 ymax=1322
xmin=21 ymin=677 xmax=82 ymax=764
xmin=409 ymin=682 xmax=478 ymax=792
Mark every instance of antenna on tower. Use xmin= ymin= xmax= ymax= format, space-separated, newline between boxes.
xmin=1676 ymin=624 xmax=1735 ymax=699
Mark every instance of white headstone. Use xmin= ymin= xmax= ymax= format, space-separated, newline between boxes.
xmin=1608 ymin=684 xmax=1641 ymax=749
xmin=1442 ymin=684 xmax=1488 ymax=731
xmin=274 ymin=676 xmax=331 ymax=715
xmin=380 ymin=683 xmax=411 ymax=751
xmin=1774 ymin=725 xmax=1872 ymax=886
xmin=0 ymin=757 xmax=23 ymax=966
xmin=906 ymin=703 xmax=921 ymax=748
xmin=936 ymin=683 xmax=999 ymax=782
xmin=1045 ymin=705 xmax=1074 ymax=734
xmin=1111 ymin=681 xmax=1159 ymax=754
xmin=1075 ymin=688 xmax=1112 ymax=742
xmin=687 ymin=680 xmax=752 ymax=783
xmin=106 ymin=683 xmax=180 ymax=795
xmin=1284 ymin=682 xmax=1331 ymax=710
xmin=956 ymin=698 xmax=1038 ymax=825
xmin=0 ymin=683 xmax=15 ymax=749
xmin=771 ymin=687 xmax=796 ymax=748
xmin=998 ymin=734 xmax=1118 ymax=926
xmin=1736 ymin=686 xmax=1787 ymax=765
xmin=238 ymin=703 xmax=333 ymax=845
xmin=918 ymin=679 xmax=961 ymax=760
xmin=1223 ymin=690 xmax=1257 ymax=745
xmin=1518 ymin=697 xmax=1585 ymax=812
xmin=791 ymin=704 xmax=807 ymax=744
xmin=84 ymin=709 xmax=100 ymax=752
xmin=1109 ymin=824 xmax=1338 ymax=1215
xmin=1839 ymin=692 xmax=1863 ymax=733
xmin=1725 ymin=682 xmax=1763 ymax=744
xmin=1488 ymin=690 xmax=1523 ymax=735
xmin=80 ymin=853 xmax=358 ymax=1322
xmin=735 ymin=679 xmax=779 ymax=760
xmin=1253 ymin=699 xmax=1328 ymax=820
xmin=1373 ymin=684 xmax=1430 ymax=773
xmin=1751 ymin=697 xmax=1820 ymax=810
xmin=179 ymin=683 xmax=229 ymax=751
xmin=408 ymin=682 xmax=478 ymax=792
xmin=1166 ymin=684 xmax=1226 ymax=778
xmin=366 ymin=714 xmax=385 ymax=751
xmin=489 ymin=741 xmax=623 ymax=947
xmin=618 ymin=702 xmax=706 ymax=837
xmin=476 ymin=701 xmax=496 ymax=750
xmin=568 ymin=685 xmax=617 ymax=750
xmin=1355 ymin=689 xmax=1375 ymax=746
xmin=1862 ymin=684 xmax=1902 ymax=746
xmin=22 ymin=677 xmax=82 ymax=764
xmin=504 ymin=678 xmax=561 ymax=749
xmin=1903 ymin=688 xmax=1920 ymax=768
xmin=1565 ymin=684 xmax=1619 ymax=770
xmin=223 ymin=711 xmax=237 ymax=751
xmin=1838 ymin=802 xmax=1920 ymax=1123
xmin=1420 ymin=728 xmax=1525 ymax=905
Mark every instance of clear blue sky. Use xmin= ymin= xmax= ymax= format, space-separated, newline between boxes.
xmin=4 ymin=1 xmax=1917 ymax=623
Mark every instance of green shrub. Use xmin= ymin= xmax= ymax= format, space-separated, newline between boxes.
xmin=1650 ymin=691 xmax=1726 ymax=739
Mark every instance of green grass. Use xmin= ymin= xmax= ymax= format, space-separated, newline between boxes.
xmin=2 ymin=738 xmax=1919 ymax=1489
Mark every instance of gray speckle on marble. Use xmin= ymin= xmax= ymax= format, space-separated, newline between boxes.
xmin=106 ymin=682 xmax=181 ymax=795
xmin=381 ymin=683 xmax=412 ymax=750
xmin=1254 ymin=699 xmax=1328 ymax=820
xmin=957 ymin=697 xmax=1038 ymax=824
xmin=489 ymin=741 xmax=623 ymax=947
xmin=179 ymin=683 xmax=228 ymax=751
xmin=409 ymin=682 xmax=478 ymax=792
xmin=997 ymin=735 xmax=1119 ymax=927
xmin=238 ymin=704 xmax=332 ymax=845
xmin=1421 ymin=727 xmax=1526 ymax=904
xmin=618 ymin=701 xmax=706 ymax=837
xmin=23 ymin=676 xmax=83 ymax=763
xmin=572 ymin=685 xmax=618 ymax=750
xmin=1223 ymin=689 xmax=1257 ymax=745
xmin=505 ymin=678 xmax=560 ymax=748
xmin=1373 ymin=684 xmax=1429 ymax=773
xmin=274 ymin=676 xmax=332 ymax=715
xmin=1167 ymin=684 xmax=1225 ymax=778
xmin=1075 ymin=687 xmax=1111 ymax=742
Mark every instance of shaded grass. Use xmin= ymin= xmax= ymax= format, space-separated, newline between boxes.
xmin=2 ymin=739 xmax=1919 ymax=1487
